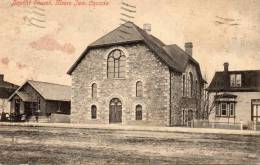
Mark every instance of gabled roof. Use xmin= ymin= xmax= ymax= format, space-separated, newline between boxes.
xmin=89 ymin=22 xmax=144 ymax=47
xmin=9 ymin=80 xmax=71 ymax=102
xmin=207 ymin=70 xmax=260 ymax=92
xmin=16 ymin=91 xmax=36 ymax=102
xmin=67 ymin=22 xmax=204 ymax=82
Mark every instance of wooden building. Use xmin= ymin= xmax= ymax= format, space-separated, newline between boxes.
xmin=207 ymin=63 xmax=260 ymax=125
xmin=8 ymin=80 xmax=71 ymax=121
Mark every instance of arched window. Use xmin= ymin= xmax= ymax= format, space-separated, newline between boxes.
xmin=91 ymin=105 xmax=97 ymax=119
xmin=136 ymin=81 xmax=143 ymax=97
xmin=92 ymin=83 xmax=97 ymax=98
xmin=195 ymin=80 xmax=198 ymax=98
xmin=182 ymin=75 xmax=185 ymax=97
xmin=136 ymin=105 xmax=142 ymax=120
xmin=107 ymin=49 xmax=126 ymax=78
xmin=186 ymin=74 xmax=190 ymax=97
xmin=189 ymin=72 xmax=193 ymax=97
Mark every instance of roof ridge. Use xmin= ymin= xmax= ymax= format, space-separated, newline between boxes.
xmin=90 ymin=22 xmax=144 ymax=46
xmin=28 ymin=80 xmax=70 ymax=87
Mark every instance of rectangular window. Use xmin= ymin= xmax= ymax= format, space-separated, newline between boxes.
xmin=252 ymin=100 xmax=260 ymax=122
xmin=230 ymin=103 xmax=234 ymax=116
xmin=221 ymin=103 xmax=227 ymax=116
xmin=215 ymin=104 xmax=220 ymax=116
xmin=230 ymin=74 xmax=242 ymax=87
xmin=230 ymin=74 xmax=236 ymax=87
xmin=236 ymin=74 xmax=241 ymax=87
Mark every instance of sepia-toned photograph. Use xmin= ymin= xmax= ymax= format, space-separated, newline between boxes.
xmin=0 ymin=0 xmax=259 ymax=164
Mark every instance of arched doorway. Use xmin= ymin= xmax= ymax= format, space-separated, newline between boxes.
xmin=109 ymin=98 xmax=122 ymax=123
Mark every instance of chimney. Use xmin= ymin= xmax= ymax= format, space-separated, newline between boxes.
xmin=0 ymin=74 xmax=4 ymax=82
xmin=224 ymin=62 xmax=229 ymax=72
xmin=143 ymin=23 xmax=151 ymax=34
xmin=185 ymin=42 xmax=193 ymax=56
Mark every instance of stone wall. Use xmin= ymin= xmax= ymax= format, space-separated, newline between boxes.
xmin=71 ymin=43 xmax=170 ymax=126
xmin=170 ymin=63 xmax=202 ymax=126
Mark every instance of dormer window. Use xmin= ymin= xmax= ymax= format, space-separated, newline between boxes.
xmin=230 ymin=74 xmax=241 ymax=87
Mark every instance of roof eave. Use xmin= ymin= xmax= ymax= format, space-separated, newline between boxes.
xmin=46 ymin=99 xmax=71 ymax=102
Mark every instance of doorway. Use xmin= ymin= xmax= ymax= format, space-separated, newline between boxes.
xmin=109 ymin=98 xmax=122 ymax=123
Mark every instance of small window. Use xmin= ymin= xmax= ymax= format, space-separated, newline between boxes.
xmin=236 ymin=74 xmax=241 ymax=87
xmin=221 ymin=103 xmax=227 ymax=116
xmin=230 ymin=103 xmax=234 ymax=116
xmin=230 ymin=74 xmax=242 ymax=87
xmin=136 ymin=81 xmax=143 ymax=97
xmin=136 ymin=105 xmax=142 ymax=120
xmin=230 ymin=74 xmax=236 ymax=87
xmin=91 ymin=105 xmax=97 ymax=119
xmin=92 ymin=83 xmax=97 ymax=98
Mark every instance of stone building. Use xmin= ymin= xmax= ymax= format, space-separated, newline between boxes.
xmin=207 ymin=63 xmax=260 ymax=125
xmin=67 ymin=22 xmax=206 ymax=126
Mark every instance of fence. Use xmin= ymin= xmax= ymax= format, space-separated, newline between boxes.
xmin=28 ymin=114 xmax=70 ymax=123
xmin=247 ymin=121 xmax=260 ymax=131
xmin=193 ymin=120 xmax=242 ymax=130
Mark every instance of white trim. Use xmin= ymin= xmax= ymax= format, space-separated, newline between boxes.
xmin=230 ymin=103 xmax=234 ymax=116
xmin=220 ymin=103 xmax=227 ymax=116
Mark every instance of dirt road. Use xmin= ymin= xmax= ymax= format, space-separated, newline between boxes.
xmin=0 ymin=125 xmax=259 ymax=164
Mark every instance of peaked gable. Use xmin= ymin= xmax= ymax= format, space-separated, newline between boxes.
xmin=89 ymin=22 xmax=144 ymax=46
xmin=9 ymin=80 xmax=71 ymax=101
xmin=67 ymin=22 xmax=204 ymax=83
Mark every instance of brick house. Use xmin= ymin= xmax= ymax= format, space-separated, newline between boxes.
xmin=0 ymin=74 xmax=18 ymax=115
xmin=67 ymin=22 xmax=206 ymax=126
xmin=207 ymin=63 xmax=260 ymax=125
xmin=8 ymin=80 xmax=71 ymax=121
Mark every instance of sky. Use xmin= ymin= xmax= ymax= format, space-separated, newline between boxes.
xmin=0 ymin=0 xmax=259 ymax=86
